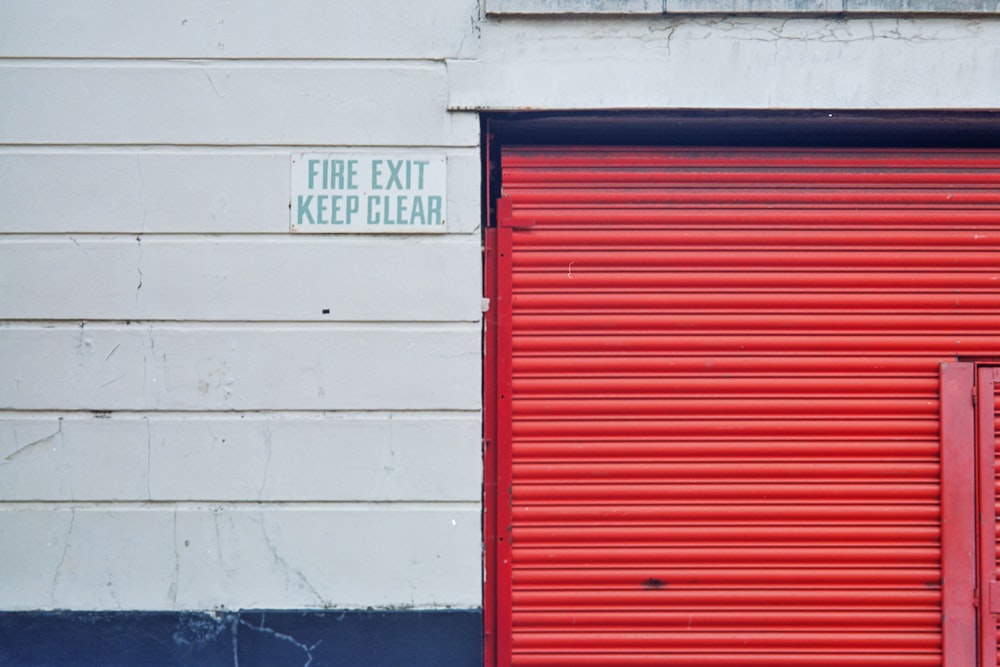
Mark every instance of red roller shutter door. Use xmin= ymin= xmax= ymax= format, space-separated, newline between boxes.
xmin=491 ymin=147 xmax=1000 ymax=666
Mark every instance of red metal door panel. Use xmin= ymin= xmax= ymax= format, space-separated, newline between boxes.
xmin=939 ymin=363 xmax=976 ymax=666
xmin=491 ymin=147 xmax=1000 ymax=666
xmin=977 ymin=367 xmax=1000 ymax=666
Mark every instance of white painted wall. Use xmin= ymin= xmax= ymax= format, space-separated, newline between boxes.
xmin=2 ymin=0 xmax=997 ymax=616
xmin=0 ymin=0 xmax=483 ymax=612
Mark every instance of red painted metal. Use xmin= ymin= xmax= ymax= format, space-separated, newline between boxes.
xmin=977 ymin=366 xmax=1000 ymax=666
xmin=483 ymin=121 xmax=497 ymax=667
xmin=491 ymin=147 xmax=1000 ymax=666
xmin=940 ymin=363 xmax=976 ymax=667
xmin=510 ymin=209 xmax=1000 ymax=227
xmin=496 ymin=218 xmax=515 ymax=667
xmin=484 ymin=226 xmax=498 ymax=667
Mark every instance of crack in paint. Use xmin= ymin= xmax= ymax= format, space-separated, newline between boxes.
xmin=212 ymin=507 xmax=225 ymax=569
xmin=51 ymin=509 xmax=76 ymax=607
xmin=231 ymin=614 xmax=240 ymax=667
xmin=258 ymin=422 xmax=272 ymax=501
xmin=136 ymin=234 xmax=144 ymax=297
xmin=146 ymin=325 xmax=155 ymax=399
xmin=381 ymin=417 xmax=396 ymax=489
xmin=701 ymin=15 xmax=979 ymax=44
xmin=259 ymin=514 xmax=325 ymax=606
xmin=100 ymin=374 xmax=126 ymax=389
xmin=170 ymin=509 xmax=180 ymax=607
xmin=206 ymin=71 xmax=225 ymax=98
xmin=135 ymin=156 xmax=147 ymax=302
xmin=107 ymin=580 xmax=122 ymax=610
xmin=145 ymin=417 xmax=152 ymax=501
xmin=238 ymin=614 xmax=322 ymax=667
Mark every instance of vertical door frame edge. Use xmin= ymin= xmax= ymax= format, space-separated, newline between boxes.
xmin=941 ymin=361 xmax=978 ymax=666
xmin=482 ymin=116 xmax=498 ymax=667
xmin=977 ymin=366 xmax=1000 ymax=665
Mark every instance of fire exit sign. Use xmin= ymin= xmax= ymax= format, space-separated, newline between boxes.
xmin=290 ymin=154 xmax=447 ymax=233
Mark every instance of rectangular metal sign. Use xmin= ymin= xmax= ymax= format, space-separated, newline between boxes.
xmin=290 ymin=154 xmax=447 ymax=233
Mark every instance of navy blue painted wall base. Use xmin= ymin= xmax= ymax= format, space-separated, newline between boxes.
xmin=0 ymin=609 xmax=482 ymax=667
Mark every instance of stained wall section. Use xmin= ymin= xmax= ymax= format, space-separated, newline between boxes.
xmin=449 ymin=13 xmax=1000 ymax=111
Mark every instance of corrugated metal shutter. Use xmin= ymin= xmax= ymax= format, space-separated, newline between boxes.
xmin=494 ymin=147 xmax=1000 ymax=666
xmin=978 ymin=367 xmax=1000 ymax=666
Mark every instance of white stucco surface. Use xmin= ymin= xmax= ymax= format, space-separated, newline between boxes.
xmin=0 ymin=1 xmax=483 ymax=611
xmin=450 ymin=16 xmax=1000 ymax=109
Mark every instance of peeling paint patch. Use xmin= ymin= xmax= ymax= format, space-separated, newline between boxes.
xmin=2 ymin=423 xmax=61 ymax=465
xmin=172 ymin=612 xmax=227 ymax=649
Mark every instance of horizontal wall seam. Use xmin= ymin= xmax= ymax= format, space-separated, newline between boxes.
xmin=0 ymin=143 xmax=482 ymax=149
xmin=0 ymin=146 xmax=482 ymax=153
xmin=0 ymin=502 xmax=483 ymax=510
xmin=0 ymin=58 xmax=456 ymax=67
xmin=0 ymin=234 xmax=483 ymax=243
xmin=0 ymin=410 xmax=483 ymax=418
xmin=0 ymin=321 xmax=482 ymax=330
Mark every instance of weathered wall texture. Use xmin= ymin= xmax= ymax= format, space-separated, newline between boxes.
xmin=449 ymin=14 xmax=1000 ymax=109
xmin=0 ymin=0 xmax=483 ymax=612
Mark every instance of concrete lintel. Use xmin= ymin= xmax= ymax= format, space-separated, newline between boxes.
xmin=488 ymin=0 xmax=1000 ymax=13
